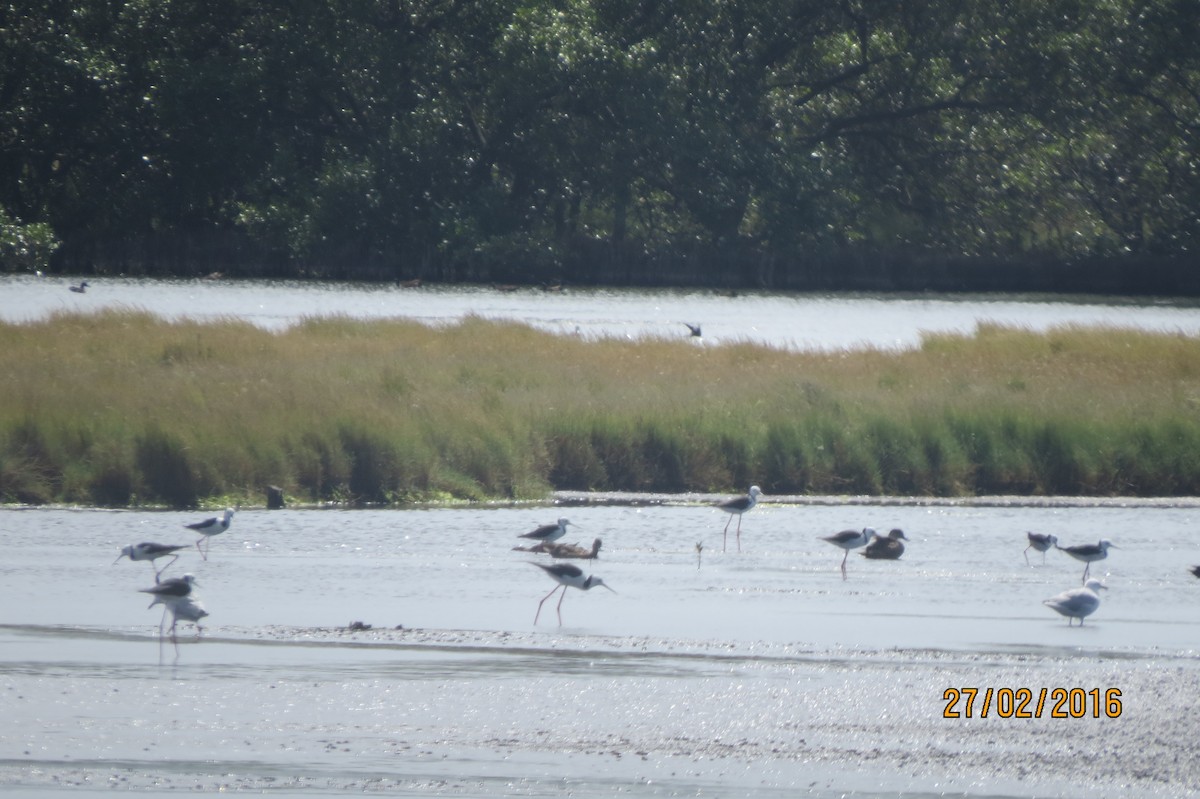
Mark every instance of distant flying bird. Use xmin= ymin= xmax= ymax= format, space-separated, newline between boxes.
xmin=716 ymin=485 xmax=762 ymax=552
xmin=114 ymin=542 xmax=189 ymax=581
xmin=519 ymin=518 xmax=573 ymax=545
xmin=186 ymin=508 xmax=234 ymax=560
xmin=822 ymin=528 xmax=874 ymax=576
xmin=1024 ymin=532 xmax=1057 ymax=566
xmin=1044 ymin=578 xmax=1107 ymax=626
xmin=861 ymin=528 xmax=908 ymax=560
xmin=531 ymin=562 xmax=615 ymax=626
xmin=1057 ymin=539 xmax=1116 ymax=582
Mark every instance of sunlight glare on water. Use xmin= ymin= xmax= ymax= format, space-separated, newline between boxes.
xmin=1 ymin=504 xmax=1199 ymax=797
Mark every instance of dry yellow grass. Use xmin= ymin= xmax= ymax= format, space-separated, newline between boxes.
xmin=2 ymin=310 xmax=1199 ymax=505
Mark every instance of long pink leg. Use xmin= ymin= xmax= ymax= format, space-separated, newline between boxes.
xmin=736 ymin=515 xmax=743 ymax=552
xmin=535 ymin=585 xmax=562 ymax=624
xmin=556 ymin=587 xmax=569 ymax=626
xmin=722 ymin=516 xmax=733 ymax=552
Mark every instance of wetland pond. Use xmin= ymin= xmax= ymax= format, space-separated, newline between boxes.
xmin=2 ymin=277 xmax=1199 ymax=796
xmin=1 ymin=500 xmax=1198 ymax=797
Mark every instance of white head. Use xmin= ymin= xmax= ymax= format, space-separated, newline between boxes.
xmin=558 ymin=518 xmax=573 ymax=528
xmin=114 ymin=545 xmax=135 ymax=563
xmin=1083 ymin=578 xmax=1107 ymax=593
xmin=748 ymin=485 xmax=762 ymax=498
xmin=1097 ymin=539 xmax=1115 ymax=551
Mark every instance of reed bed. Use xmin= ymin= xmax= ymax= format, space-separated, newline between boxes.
xmin=3 ymin=310 xmax=1200 ymax=507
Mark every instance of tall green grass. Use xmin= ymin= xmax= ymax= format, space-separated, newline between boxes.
xmin=3 ymin=311 xmax=1200 ymax=507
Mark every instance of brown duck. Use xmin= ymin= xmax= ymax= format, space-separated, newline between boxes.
xmin=860 ymin=528 xmax=908 ymax=560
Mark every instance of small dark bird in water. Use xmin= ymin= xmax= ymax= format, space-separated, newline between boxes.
xmin=861 ymin=528 xmax=908 ymax=560
xmin=545 ymin=538 xmax=603 ymax=560
xmin=1190 ymin=565 xmax=1200 ymax=579
xmin=685 ymin=322 xmax=702 ymax=337
xmin=1023 ymin=531 xmax=1057 ymax=566
xmin=69 ymin=280 xmax=88 ymax=293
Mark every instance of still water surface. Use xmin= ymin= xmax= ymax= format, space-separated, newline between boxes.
xmin=3 ymin=277 xmax=1200 ymax=794
xmin=6 ymin=273 xmax=1200 ymax=350
xmin=2 ymin=502 xmax=1198 ymax=797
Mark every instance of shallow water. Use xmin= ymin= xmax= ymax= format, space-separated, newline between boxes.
xmin=6 ymin=274 xmax=1200 ymax=350
xmin=1 ymin=502 xmax=1198 ymax=796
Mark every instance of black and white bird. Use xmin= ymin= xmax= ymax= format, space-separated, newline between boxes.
xmin=519 ymin=518 xmax=574 ymax=545
xmin=1044 ymin=578 xmax=1107 ymax=626
xmin=186 ymin=508 xmax=234 ymax=560
xmin=861 ymin=528 xmax=908 ymax=560
xmin=1057 ymin=539 xmax=1116 ymax=581
xmin=139 ymin=574 xmax=197 ymax=609
xmin=1023 ymin=532 xmax=1057 ymax=566
xmin=716 ymin=485 xmax=762 ymax=552
xmin=114 ymin=542 xmax=189 ymax=581
xmin=138 ymin=574 xmax=199 ymax=644
xmin=822 ymin=528 xmax=874 ymax=576
xmin=531 ymin=562 xmax=615 ymax=626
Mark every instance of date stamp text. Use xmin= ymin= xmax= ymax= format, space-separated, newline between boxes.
xmin=943 ymin=687 xmax=1122 ymax=719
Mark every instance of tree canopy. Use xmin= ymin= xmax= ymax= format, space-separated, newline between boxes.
xmin=2 ymin=0 xmax=1197 ymax=290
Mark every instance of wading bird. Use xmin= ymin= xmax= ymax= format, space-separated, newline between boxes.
xmin=114 ymin=542 xmax=189 ymax=581
xmin=1057 ymin=539 xmax=1116 ymax=582
xmin=139 ymin=574 xmax=197 ymax=609
xmin=186 ymin=508 xmax=234 ymax=560
xmin=139 ymin=574 xmax=200 ymax=645
xmin=822 ymin=528 xmax=874 ymax=577
xmin=716 ymin=485 xmax=762 ymax=552
xmin=1024 ymin=532 xmax=1057 ymax=566
xmin=519 ymin=518 xmax=574 ymax=546
xmin=531 ymin=562 xmax=614 ymax=626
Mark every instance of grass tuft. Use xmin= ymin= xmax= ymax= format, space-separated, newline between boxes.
xmin=3 ymin=310 xmax=1200 ymax=505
